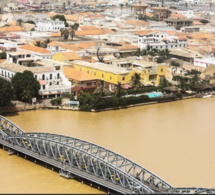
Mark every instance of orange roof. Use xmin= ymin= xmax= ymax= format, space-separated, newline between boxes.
xmin=146 ymin=12 xmax=153 ymax=17
xmin=64 ymin=15 xmax=79 ymax=21
xmin=0 ymin=26 xmax=23 ymax=32
xmin=10 ymin=20 xmax=17 ymax=26
xmin=177 ymin=35 xmax=187 ymax=40
xmin=135 ymin=29 xmax=176 ymax=36
xmin=64 ymin=66 xmax=97 ymax=81
xmin=19 ymin=44 xmax=52 ymax=54
xmin=163 ymin=38 xmax=169 ymax=41
xmin=79 ymin=26 xmax=99 ymax=31
xmin=77 ymin=12 xmax=105 ymax=19
xmin=170 ymin=14 xmax=186 ymax=18
xmin=77 ymin=42 xmax=96 ymax=49
xmin=116 ymin=44 xmax=138 ymax=51
xmin=126 ymin=20 xmax=149 ymax=26
xmin=0 ymin=59 xmax=6 ymax=63
xmin=193 ymin=21 xmax=203 ymax=25
xmin=48 ymin=41 xmax=62 ymax=46
xmin=60 ymin=44 xmax=82 ymax=51
xmin=62 ymin=52 xmax=82 ymax=61
xmin=75 ymin=29 xmax=114 ymax=36
xmin=192 ymin=33 xmax=215 ymax=39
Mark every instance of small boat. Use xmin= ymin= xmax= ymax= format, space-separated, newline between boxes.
xmin=196 ymin=93 xmax=213 ymax=98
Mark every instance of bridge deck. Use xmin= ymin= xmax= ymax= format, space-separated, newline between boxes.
xmin=0 ymin=138 xmax=133 ymax=194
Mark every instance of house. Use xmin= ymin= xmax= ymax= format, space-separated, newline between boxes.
xmin=52 ymin=52 xmax=82 ymax=63
xmin=136 ymin=30 xmax=188 ymax=50
xmin=36 ymin=19 xmax=65 ymax=32
xmin=64 ymin=66 xmax=99 ymax=96
xmin=71 ymin=60 xmax=137 ymax=90
xmin=18 ymin=44 xmax=53 ymax=60
xmin=0 ymin=60 xmax=71 ymax=98
xmin=0 ymin=39 xmax=26 ymax=52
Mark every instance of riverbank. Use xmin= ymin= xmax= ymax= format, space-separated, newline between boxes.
xmin=0 ymin=94 xmax=199 ymax=114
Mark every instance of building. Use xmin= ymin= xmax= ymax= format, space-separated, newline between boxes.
xmin=0 ymin=39 xmax=25 ymax=52
xmin=35 ymin=19 xmax=65 ymax=32
xmin=18 ymin=44 xmax=53 ymax=60
xmin=64 ymin=66 xmax=99 ymax=96
xmin=136 ymin=30 xmax=188 ymax=50
xmin=165 ymin=17 xmax=193 ymax=27
xmin=71 ymin=60 xmax=137 ymax=90
xmin=152 ymin=7 xmax=169 ymax=21
xmin=0 ymin=60 xmax=71 ymax=98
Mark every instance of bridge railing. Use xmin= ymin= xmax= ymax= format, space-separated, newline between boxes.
xmin=25 ymin=132 xmax=174 ymax=193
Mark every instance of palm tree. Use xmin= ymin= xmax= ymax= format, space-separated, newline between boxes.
xmin=70 ymin=23 xmax=79 ymax=41
xmin=17 ymin=19 xmax=23 ymax=27
xmin=115 ymin=82 xmax=125 ymax=98
xmin=130 ymin=73 xmax=143 ymax=92
xmin=159 ymin=77 xmax=172 ymax=88
xmin=172 ymin=76 xmax=189 ymax=93
xmin=93 ymin=80 xmax=110 ymax=97
xmin=21 ymin=89 xmax=32 ymax=103
xmin=191 ymin=72 xmax=200 ymax=86
xmin=96 ymin=46 xmax=104 ymax=62
xmin=34 ymin=41 xmax=43 ymax=47
xmin=61 ymin=29 xmax=69 ymax=40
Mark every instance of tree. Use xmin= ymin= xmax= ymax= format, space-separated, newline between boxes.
xmin=172 ymin=75 xmax=189 ymax=93
xmin=130 ymin=73 xmax=143 ymax=92
xmin=157 ymin=57 xmax=164 ymax=63
xmin=115 ymin=82 xmax=125 ymax=98
xmin=17 ymin=19 xmax=23 ymax=27
xmin=0 ymin=52 xmax=6 ymax=59
xmin=191 ymin=72 xmax=201 ymax=86
xmin=159 ymin=77 xmax=172 ymax=88
xmin=93 ymin=80 xmax=110 ymax=97
xmin=120 ymin=4 xmax=124 ymax=11
xmin=0 ymin=78 xmax=13 ymax=107
xmin=25 ymin=20 xmax=36 ymax=25
xmin=176 ymin=25 xmax=182 ymax=30
xmin=60 ymin=29 xmax=69 ymax=40
xmin=34 ymin=41 xmax=43 ymax=47
xmin=52 ymin=15 xmax=69 ymax=27
xmin=170 ymin=60 xmax=180 ymax=67
xmin=96 ymin=46 xmax=104 ymax=62
xmin=11 ymin=71 xmax=40 ymax=103
xmin=70 ymin=23 xmax=79 ymax=40
xmin=200 ymin=19 xmax=210 ymax=24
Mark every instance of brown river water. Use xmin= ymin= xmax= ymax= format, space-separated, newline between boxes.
xmin=1 ymin=97 xmax=215 ymax=193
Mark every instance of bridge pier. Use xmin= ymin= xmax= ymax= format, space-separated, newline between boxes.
xmin=8 ymin=149 xmax=15 ymax=155
xmin=59 ymin=169 xmax=75 ymax=179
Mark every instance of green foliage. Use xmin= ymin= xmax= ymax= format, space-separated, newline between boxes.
xmin=176 ymin=25 xmax=182 ymax=30
xmin=138 ymin=14 xmax=159 ymax=21
xmin=60 ymin=29 xmax=69 ymax=40
xmin=157 ymin=57 xmax=164 ymax=63
xmin=30 ymin=28 xmax=35 ymax=31
xmin=51 ymin=97 xmax=62 ymax=105
xmin=70 ymin=23 xmax=79 ymax=40
xmin=175 ymin=92 xmax=182 ymax=99
xmin=25 ymin=20 xmax=36 ymax=24
xmin=170 ymin=60 xmax=180 ymax=67
xmin=1 ymin=24 xmax=11 ymax=28
xmin=11 ymin=70 xmax=40 ymax=103
xmin=34 ymin=39 xmax=50 ymax=48
xmin=17 ymin=19 xmax=23 ymax=26
xmin=0 ymin=52 xmax=6 ymax=59
xmin=200 ymin=19 xmax=210 ymax=24
xmin=51 ymin=15 xmax=69 ymax=27
xmin=159 ymin=77 xmax=172 ymax=88
xmin=0 ymin=78 xmax=13 ymax=107
xmin=93 ymin=80 xmax=110 ymax=97
xmin=185 ymin=69 xmax=201 ymax=75
xmin=115 ymin=82 xmax=125 ymax=98
xmin=130 ymin=73 xmax=143 ymax=91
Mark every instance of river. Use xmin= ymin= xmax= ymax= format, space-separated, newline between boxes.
xmin=1 ymin=97 xmax=215 ymax=193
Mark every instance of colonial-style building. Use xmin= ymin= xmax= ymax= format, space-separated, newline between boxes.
xmin=36 ymin=19 xmax=65 ymax=32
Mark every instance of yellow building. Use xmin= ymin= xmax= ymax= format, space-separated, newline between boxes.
xmin=71 ymin=60 xmax=137 ymax=85
xmin=71 ymin=60 xmax=167 ymax=86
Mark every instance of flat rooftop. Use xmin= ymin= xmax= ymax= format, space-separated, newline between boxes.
xmin=72 ymin=60 xmax=132 ymax=75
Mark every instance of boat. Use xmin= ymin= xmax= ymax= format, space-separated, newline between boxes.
xmin=195 ymin=93 xmax=213 ymax=98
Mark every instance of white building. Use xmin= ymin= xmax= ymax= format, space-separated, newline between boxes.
xmin=0 ymin=61 xmax=71 ymax=98
xmin=194 ymin=57 xmax=215 ymax=68
xmin=0 ymin=39 xmax=26 ymax=52
xmin=36 ymin=19 xmax=65 ymax=32
xmin=171 ymin=10 xmax=194 ymax=18
xmin=137 ymin=31 xmax=188 ymax=50
xmin=14 ymin=31 xmax=51 ymax=39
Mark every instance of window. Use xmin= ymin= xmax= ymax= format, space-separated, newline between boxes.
xmin=42 ymin=74 xmax=45 ymax=80
xmin=122 ymin=77 xmax=125 ymax=81
xmin=110 ymin=76 xmax=112 ymax=80
xmin=57 ymin=73 xmax=60 ymax=79
xmin=102 ymin=74 xmax=104 ymax=78
xmin=94 ymin=72 xmax=96 ymax=76
xmin=43 ymin=85 xmax=45 ymax=90
xmin=161 ymin=68 xmax=163 ymax=72
xmin=8 ymin=72 xmax=10 ymax=78
xmin=87 ymin=70 xmax=89 ymax=74
xmin=57 ymin=81 xmax=59 ymax=85
xmin=84 ymin=83 xmax=87 ymax=87
xmin=35 ymin=75 xmax=37 ymax=79
xmin=50 ymin=82 xmax=52 ymax=86
xmin=50 ymin=74 xmax=52 ymax=80
xmin=91 ymin=82 xmax=95 ymax=86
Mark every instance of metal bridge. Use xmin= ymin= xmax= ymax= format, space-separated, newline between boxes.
xmin=0 ymin=115 xmax=214 ymax=194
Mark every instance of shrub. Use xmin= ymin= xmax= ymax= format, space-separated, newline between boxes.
xmin=51 ymin=97 xmax=62 ymax=106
